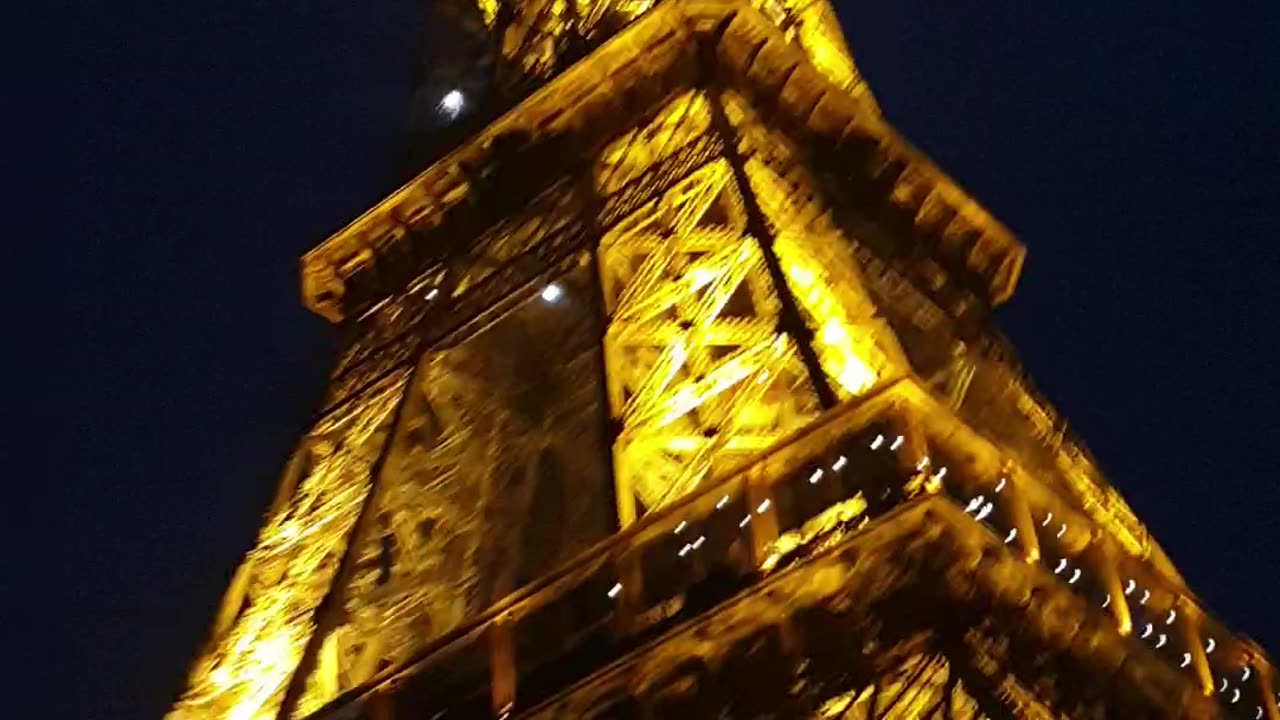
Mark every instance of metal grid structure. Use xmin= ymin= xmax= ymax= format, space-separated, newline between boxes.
xmin=166 ymin=1 xmax=1276 ymax=718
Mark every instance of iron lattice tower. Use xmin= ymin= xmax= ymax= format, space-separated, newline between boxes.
xmin=169 ymin=1 xmax=1277 ymax=718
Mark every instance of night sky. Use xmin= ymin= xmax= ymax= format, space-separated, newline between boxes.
xmin=21 ymin=2 xmax=1277 ymax=719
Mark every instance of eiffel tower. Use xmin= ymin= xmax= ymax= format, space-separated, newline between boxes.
xmin=168 ymin=0 xmax=1277 ymax=718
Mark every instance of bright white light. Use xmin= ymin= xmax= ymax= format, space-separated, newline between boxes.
xmin=1156 ymin=633 xmax=1167 ymax=648
xmin=1231 ymin=688 xmax=1240 ymax=704
xmin=1004 ymin=528 xmax=1018 ymax=544
xmin=1068 ymin=568 xmax=1081 ymax=585
xmin=870 ymin=434 xmax=884 ymax=450
xmin=1166 ymin=609 xmax=1177 ymax=625
xmin=1181 ymin=653 xmax=1192 ymax=668
xmin=756 ymin=499 xmax=771 ymax=514
xmin=739 ymin=515 xmax=751 ymax=528
xmin=1042 ymin=512 xmax=1053 ymax=527
xmin=1054 ymin=558 xmax=1067 ymax=575
xmin=540 ymin=283 xmax=563 ymax=303
xmin=1102 ymin=594 xmax=1111 ymax=608
xmin=1124 ymin=579 xmax=1136 ymax=596
xmin=1141 ymin=623 xmax=1153 ymax=639
xmin=890 ymin=435 xmax=904 ymax=451
xmin=441 ymin=89 xmax=464 ymax=115
xmin=1254 ymin=706 xmax=1263 ymax=720
xmin=425 ymin=287 xmax=440 ymax=300
xmin=678 ymin=544 xmax=692 ymax=557
xmin=965 ymin=495 xmax=985 ymax=513
xmin=1242 ymin=667 xmax=1251 ymax=682
xmin=1221 ymin=677 xmax=1229 ymax=693
xmin=975 ymin=502 xmax=994 ymax=522
xmin=809 ymin=468 xmax=824 ymax=484
xmin=607 ymin=582 xmax=623 ymax=598
xmin=915 ymin=456 xmax=930 ymax=471
xmin=674 ymin=520 xmax=687 ymax=534
xmin=692 ymin=535 xmax=705 ymax=549
xmin=1206 ymin=638 xmax=1216 ymax=654
xmin=832 ymin=456 xmax=847 ymax=472
xmin=716 ymin=495 xmax=729 ymax=510
xmin=994 ymin=477 xmax=1007 ymax=493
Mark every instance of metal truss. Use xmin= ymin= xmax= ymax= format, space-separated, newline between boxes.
xmin=475 ymin=0 xmax=873 ymax=99
xmin=596 ymin=89 xmax=903 ymax=523
xmin=815 ymin=653 xmax=992 ymax=720
xmin=166 ymin=373 xmax=409 ymax=720
xmin=166 ymin=1 xmax=1280 ymax=715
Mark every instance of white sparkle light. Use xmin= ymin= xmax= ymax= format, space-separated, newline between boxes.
xmin=441 ymin=89 xmax=465 ymax=115
xmin=540 ymin=283 xmax=563 ymax=303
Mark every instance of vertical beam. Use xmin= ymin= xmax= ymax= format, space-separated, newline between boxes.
xmin=211 ymin=443 xmax=312 ymax=641
xmin=315 ymin=631 xmax=341 ymax=703
xmin=744 ymin=469 xmax=779 ymax=568
xmin=612 ymin=456 xmax=639 ymax=528
xmin=1178 ymin=601 xmax=1216 ymax=697
xmin=887 ymin=410 xmax=929 ymax=497
xmin=585 ymin=174 xmax=629 ymax=530
xmin=1001 ymin=465 xmax=1040 ymax=564
xmin=1084 ymin=536 xmax=1131 ymax=637
xmin=210 ymin=559 xmax=253 ymax=642
xmin=1255 ymin=658 xmax=1280 ymax=720
xmin=611 ymin=548 xmax=645 ymax=635
xmin=276 ymin=365 xmax=421 ymax=720
xmin=705 ymin=86 xmax=839 ymax=410
xmin=489 ymin=614 xmax=517 ymax=718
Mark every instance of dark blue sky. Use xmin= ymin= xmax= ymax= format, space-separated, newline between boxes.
xmin=19 ymin=2 xmax=1277 ymax=718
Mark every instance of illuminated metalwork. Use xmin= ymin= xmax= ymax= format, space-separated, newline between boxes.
xmin=170 ymin=0 xmax=1275 ymax=718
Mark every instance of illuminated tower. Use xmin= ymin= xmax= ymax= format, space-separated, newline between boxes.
xmin=169 ymin=0 xmax=1278 ymax=718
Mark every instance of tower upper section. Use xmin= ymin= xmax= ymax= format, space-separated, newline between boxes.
xmin=473 ymin=0 xmax=874 ymax=106
xmin=301 ymin=0 xmax=1023 ymax=326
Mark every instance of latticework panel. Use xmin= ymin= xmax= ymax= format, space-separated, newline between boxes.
xmin=167 ymin=373 xmax=410 ymax=720
xmin=475 ymin=0 xmax=870 ymax=97
xmin=815 ymin=653 xmax=993 ymax=720
xmin=600 ymin=156 xmax=822 ymax=517
xmin=596 ymin=91 xmax=824 ymax=519
xmin=595 ymin=88 xmax=903 ymax=523
xmin=296 ymin=262 xmax=614 ymax=714
xmin=722 ymin=90 xmax=904 ymax=399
